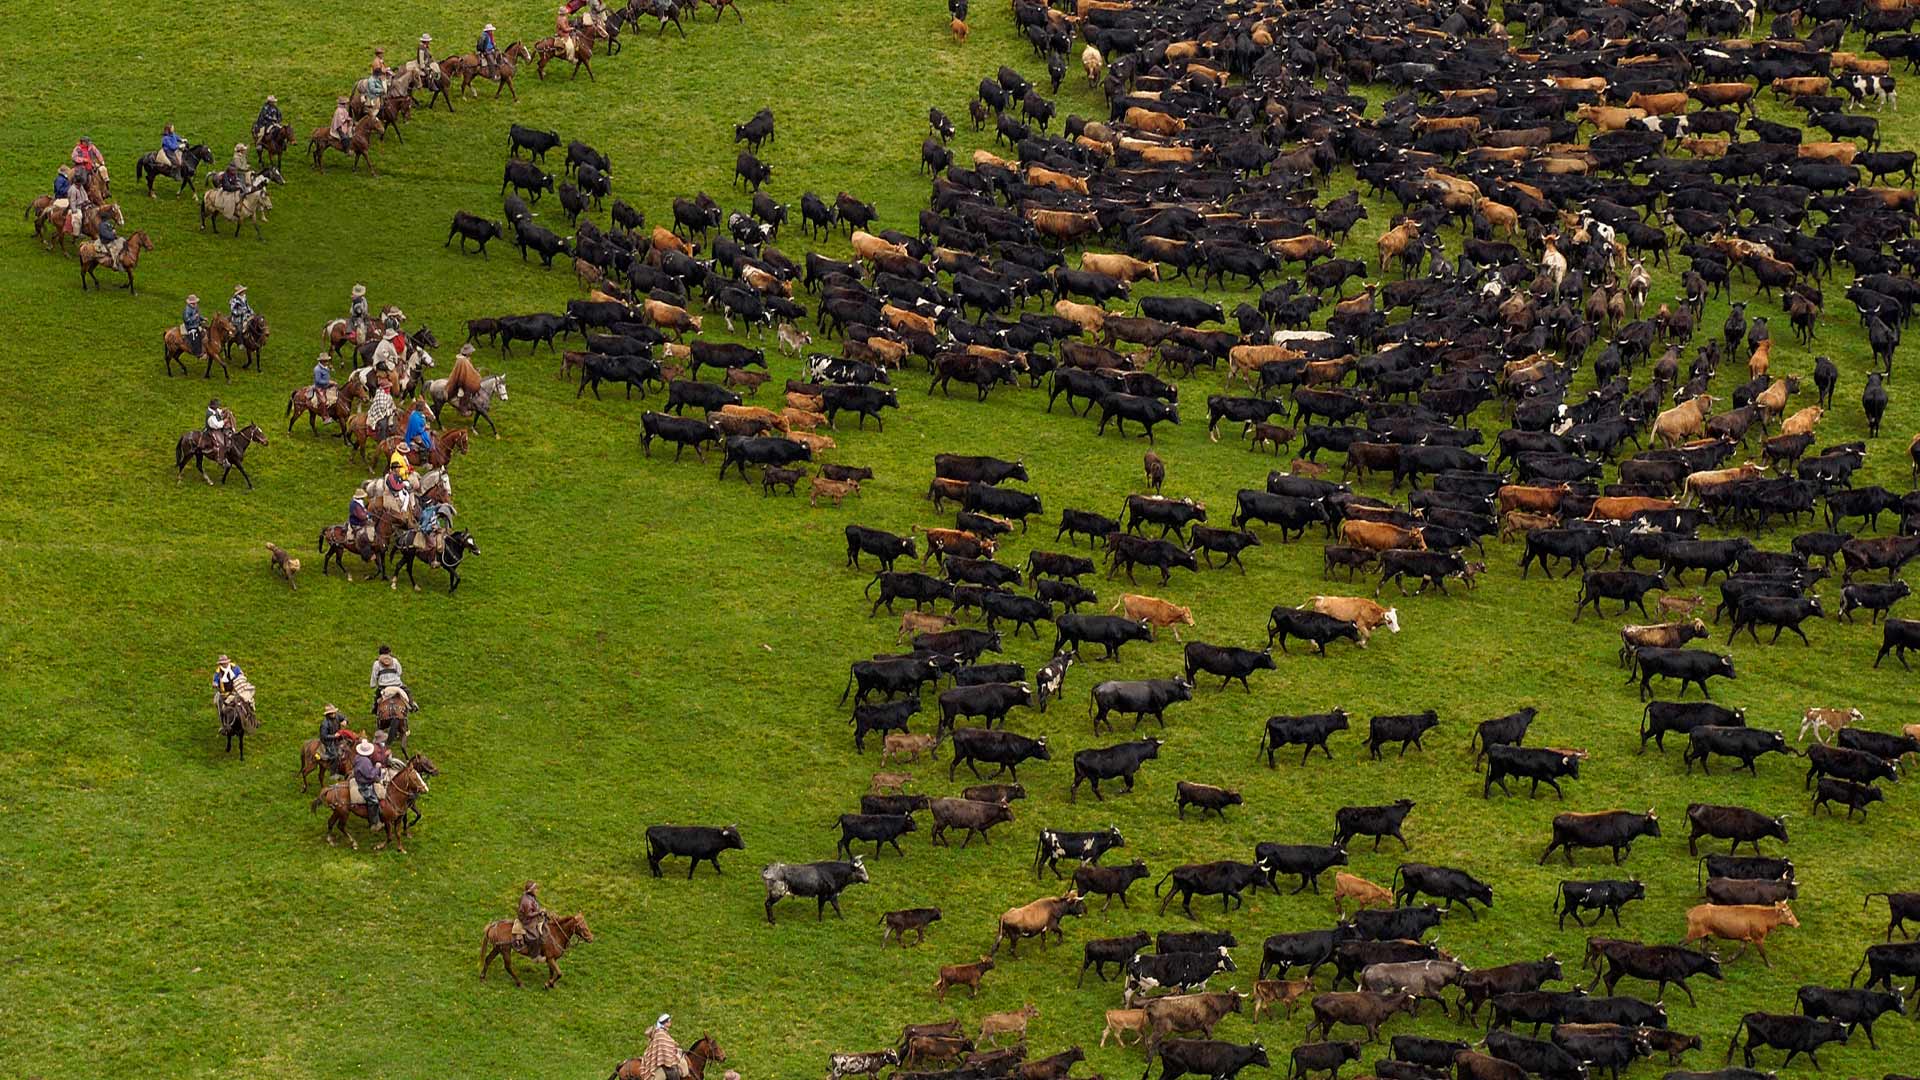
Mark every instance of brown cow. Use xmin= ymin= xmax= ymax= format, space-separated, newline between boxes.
xmin=1081 ymin=252 xmax=1159 ymax=282
xmin=1030 ymin=165 xmax=1091 ymax=195
xmin=789 ymin=431 xmax=837 ymax=455
xmin=979 ymin=1003 xmax=1039 ymax=1046
xmin=1575 ymin=104 xmax=1648 ymax=131
xmin=899 ymin=610 xmax=957 ymax=642
xmin=1681 ymin=902 xmax=1798 ymax=965
xmin=931 ymin=797 xmax=1015 ymax=847
xmin=719 ymin=404 xmax=787 ymax=430
xmin=643 ymin=299 xmax=703 ymax=339
xmin=1500 ymin=510 xmax=1559 ymax=540
xmin=1771 ymin=76 xmax=1831 ymax=98
xmin=1413 ymin=115 xmax=1480 ymax=135
xmin=1271 ymin=234 xmax=1337 ymax=264
xmin=1781 ymin=405 xmax=1824 ymax=436
xmin=1498 ymin=484 xmax=1571 ymax=516
xmin=1653 ymin=395 xmax=1717 ymax=447
xmin=1475 ymin=198 xmax=1521 ymax=237
xmin=992 ymin=891 xmax=1086 ymax=956
xmin=1341 ymin=520 xmax=1425 ymax=552
xmin=811 ymin=477 xmax=861 ymax=507
xmin=852 ymin=230 xmax=910 ymax=262
xmin=1112 ymin=593 xmax=1195 ymax=639
xmin=1689 ymin=82 xmax=1755 ymax=109
xmin=1833 ymin=52 xmax=1891 ymax=75
xmin=1680 ymin=137 xmax=1729 ymax=159
xmin=650 ymin=226 xmax=694 ymax=255
xmin=1124 ymin=107 xmax=1185 ymax=135
xmin=1054 ymin=300 xmax=1108 ymax=336
xmin=1797 ymin=707 xmax=1863 ymax=743
xmin=1251 ymin=979 xmax=1313 ymax=1022
xmin=883 ymin=304 xmax=938 ymax=337
xmin=882 ymin=733 xmax=941 ymax=765
xmin=933 ymin=956 xmax=995 ymax=1001
xmin=1748 ymin=339 xmax=1773 ymax=379
xmin=1682 ymin=461 xmax=1763 ymax=503
xmin=1799 ymin=141 xmax=1859 ymax=165
xmin=1376 ymin=221 xmax=1422 ymax=270
xmin=1144 ymin=991 xmax=1244 ymax=1054
xmin=1552 ymin=76 xmax=1608 ymax=92
xmin=1586 ymin=496 xmax=1677 ymax=521
xmin=1102 ymin=1009 xmax=1146 ymax=1047
xmin=1619 ymin=620 xmax=1709 ymax=658
xmin=1332 ymin=871 xmax=1394 ymax=915
xmin=1029 ymin=209 xmax=1101 ymax=244
xmin=1627 ymin=90 xmax=1688 ymax=115
xmin=1307 ymin=596 xmax=1401 ymax=644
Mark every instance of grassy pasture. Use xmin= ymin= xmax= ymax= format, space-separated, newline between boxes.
xmin=2 ymin=2 xmax=1919 ymax=1078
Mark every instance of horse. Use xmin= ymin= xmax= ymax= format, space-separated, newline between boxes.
xmin=163 ymin=317 xmax=234 ymax=379
xmin=354 ymin=324 xmax=437 ymax=367
xmin=429 ymin=374 xmax=509 ymax=437
xmin=454 ymin=41 xmax=533 ymax=100
xmin=402 ymin=58 xmax=456 ymax=112
xmin=135 ymin=143 xmax=216 ymax=198
xmin=349 ymin=68 xmax=418 ymax=119
xmin=308 ymin=114 xmax=384 ymax=174
xmin=30 ymin=198 xmax=123 ymax=254
xmin=534 ymin=33 xmax=595 ymax=80
xmin=629 ymin=0 xmax=688 ymax=38
xmin=374 ymin=692 xmax=414 ymax=758
xmin=704 ymin=0 xmax=743 ymax=21
xmin=390 ymin=529 xmax=478 ymax=593
xmin=287 ymin=384 xmax=353 ymax=437
xmin=175 ymin=421 xmax=267 ymax=488
xmin=319 ymin=516 xmax=400 ymax=582
xmin=78 ymin=230 xmax=153 ymax=294
xmin=227 ymin=312 xmax=271 ymax=371
xmin=254 ymin=123 xmax=291 ymax=170
xmin=610 ymin=1036 xmax=727 ymax=1080
xmin=299 ymin=733 xmax=356 ymax=791
xmin=379 ymin=426 xmax=469 ymax=469
xmin=480 ymin=912 xmax=592 ymax=989
xmin=309 ymin=755 xmax=437 ymax=853
xmin=217 ymin=693 xmax=258 ymax=758
xmin=199 ymin=168 xmax=285 ymax=239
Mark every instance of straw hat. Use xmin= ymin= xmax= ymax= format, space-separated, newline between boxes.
xmin=233 ymin=284 xmax=247 ymax=296
xmin=421 ymin=32 xmax=432 ymax=41
xmin=324 ymin=704 xmax=341 ymax=715
xmin=336 ymin=96 xmax=348 ymax=105
xmin=484 ymin=23 xmax=496 ymax=31
xmin=351 ymin=284 xmax=367 ymax=297
xmin=266 ymin=94 xmax=277 ymax=103
xmin=186 ymin=293 xmax=200 ymax=304
xmin=235 ymin=143 xmax=248 ymax=153
xmin=356 ymin=741 xmax=375 ymax=757
xmin=217 ymin=654 xmax=231 ymax=663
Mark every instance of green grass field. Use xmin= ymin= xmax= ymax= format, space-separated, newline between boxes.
xmin=4 ymin=2 xmax=1920 ymax=1077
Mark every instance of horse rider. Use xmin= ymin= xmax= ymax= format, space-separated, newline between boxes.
xmin=372 ymin=326 xmax=403 ymax=371
xmin=352 ymin=739 xmax=384 ymax=828
xmin=71 ymin=135 xmax=105 ymax=190
xmin=346 ymin=489 xmax=374 ymax=547
xmin=415 ymin=493 xmax=451 ymax=560
xmin=159 ymin=123 xmax=186 ymax=170
xmin=319 ymin=704 xmax=351 ymax=773
xmin=478 ymin=23 xmax=500 ymax=75
xmin=63 ymin=167 xmax=91 ymax=237
xmin=515 ymin=882 xmax=550 ymax=953
xmin=329 ymin=96 xmax=354 ymax=152
xmin=183 ymin=294 xmax=207 ymax=357
xmin=348 ymin=284 xmax=370 ymax=343
xmin=94 ymin=209 xmax=124 ymax=270
xmin=310 ymin=353 xmax=337 ymax=410
xmin=367 ymin=380 xmax=397 ymax=440
xmin=447 ymin=344 xmax=482 ymax=413
xmin=404 ymin=401 xmax=436 ymax=458
xmin=370 ymin=729 xmax=396 ymax=770
xmin=637 ymin=1014 xmax=688 ymax=1080
xmin=204 ymin=396 xmax=230 ymax=454
xmin=251 ymin=94 xmax=282 ymax=147
xmin=416 ymin=33 xmax=440 ymax=80
xmin=556 ymin=5 xmax=579 ymax=61
xmin=229 ymin=142 xmax=251 ymax=178
xmin=212 ymin=653 xmax=254 ymax=717
xmin=230 ymin=284 xmax=254 ymax=333
xmin=370 ymin=644 xmax=411 ymax=715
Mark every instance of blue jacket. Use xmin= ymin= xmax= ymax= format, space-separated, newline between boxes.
xmin=404 ymin=410 xmax=433 ymax=449
xmin=348 ymin=497 xmax=370 ymax=527
xmin=353 ymin=754 xmax=381 ymax=784
xmin=96 ymin=216 xmax=116 ymax=246
xmin=183 ymin=303 xmax=203 ymax=329
xmin=212 ymin=664 xmax=244 ymax=690
xmin=53 ymin=172 xmax=69 ymax=198
xmin=313 ymin=361 xmax=332 ymax=387
xmin=479 ymin=30 xmax=496 ymax=52
xmin=419 ymin=502 xmax=444 ymax=533
xmin=162 ymin=132 xmax=183 ymax=153
xmin=256 ymin=102 xmax=281 ymax=128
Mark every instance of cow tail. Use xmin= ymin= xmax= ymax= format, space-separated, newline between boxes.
xmin=1849 ymin=951 xmax=1869 ymax=986
xmin=1723 ymin=1017 xmax=1746 ymax=1065
xmin=1863 ymin=891 xmax=1890 ymax=912
xmin=1551 ymin=885 xmax=1562 ymax=915
xmin=1256 ymin=724 xmax=1269 ymax=760
xmin=1153 ymin=869 xmax=1173 ymax=897
xmin=864 ymin=572 xmax=882 ymax=598
xmin=1639 ymin=702 xmax=1652 ymax=745
xmin=839 ymin=667 xmax=856 ymax=706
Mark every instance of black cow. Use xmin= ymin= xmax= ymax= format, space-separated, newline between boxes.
xmin=1635 ymin=648 xmax=1736 ymax=701
xmin=821 ymin=384 xmax=901 ymax=430
xmin=1540 ymin=809 xmax=1662 ymax=865
xmin=1333 ymin=799 xmax=1415 ymax=851
xmin=1189 ymin=525 xmax=1260 ymax=572
xmin=1055 ymin=613 xmax=1153 ymax=660
xmin=1485 ymin=1030 xmax=1585 ymax=1080
xmin=1641 ymin=702 xmax=1745 ymax=752
xmin=1127 ymin=948 xmax=1239 ymax=1002
xmin=644 ymin=824 xmax=745 ymax=878
xmin=1388 ymin=1036 xmax=1468 ymax=1071
xmin=1839 ymin=727 xmax=1920 ymax=768
xmin=1840 ymin=581 xmax=1911 ymax=623
xmin=447 ymin=210 xmax=505 ymax=256
xmin=1458 ymin=958 xmax=1565 ymax=1022
xmin=852 ymin=699 xmax=920 ymax=752
xmin=1080 ymin=929 xmax=1152 ymax=984
xmin=1096 ymin=393 xmax=1180 ymax=444
xmin=1683 ymin=727 xmax=1791 ymax=775
xmin=963 ymin=483 xmax=1044 ymax=529
xmin=1156 ymin=860 xmax=1271 ymax=918
xmin=508 ymin=123 xmax=561 ymax=160
xmin=845 ymin=525 xmax=917 ymax=570
xmin=1256 ymin=842 xmax=1348 ymax=894
xmin=1485 ymin=746 xmax=1582 ymax=799
xmin=866 ymin=571 xmax=953 ymax=615
xmin=666 ymin=380 xmax=742 ymax=415
xmin=1107 ymin=534 xmax=1200 ymax=585
xmin=936 ymin=454 xmax=1029 ymax=485
xmin=502 ymin=159 xmax=555 ymax=201
xmin=1090 ymin=679 xmax=1193 ymax=732
xmin=1233 ymin=491 xmax=1327 ymax=541
xmin=641 ymin=411 xmax=719 ymax=462
xmin=1059 ymin=508 xmax=1121 ymax=547
xmin=1725 ymin=595 xmax=1822 ymax=646
xmin=842 ymin=655 xmax=949 ymax=705
xmin=1033 ymin=651 xmax=1075 ymax=712
xmin=1378 ymin=550 xmax=1474 ymax=596
xmin=1034 ymin=825 xmax=1125 ymax=877
xmin=1176 ymin=782 xmax=1244 ymax=820
xmin=1074 ymin=860 xmax=1151 ymax=914
xmin=1367 ymin=711 xmax=1440 ymax=759
xmin=1686 ymin=803 xmax=1787 ymax=856
xmin=515 ymin=222 xmax=570 ymax=267
xmin=762 ymin=857 xmax=870 ymax=924
xmin=938 ymin=682 xmax=1031 ymax=731
xmin=835 ymin=812 xmax=917 ymax=858
xmin=1796 ymin=986 xmax=1905 ymax=1049
xmin=1072 ymin=738 xmax=1162 ymax=802
xmin=1260 ymin=710 xmax=1351 ymax=766
xmin=1469 ymin=707 xmax=1537 ymax=764
xmin=1147 ymin=1039 xmax=1268 ymax=1080
xmin=1027 ymin=550 xmax=1096 ymax=582
xmin=1874 ymin=618 xmax=1920 ymax=668
xmin=1290 ymin=1041 xmax=1362 ymax=1080
xmin=1125 ymin=495 xmax=1209 ymax=539
xmin=947 ymin=727 xmax=1050 ymax=780
xmin=1183 ymin=642 xmax=1276 ymax=691
xmin=1804 ymin=743 xmax=1898 ymax=789
xmin=1706 ymin=877 xmax=1797 ymax=906
xmin=1159 ymin=930 xmax=1238 ymax=955
xmin=1554 ymin=880 xmax=1645 ymax=929
xmin=1394 ymin=864 xmax=1493 ymax=919
xmin=1575 ymin=571 xmax=1667 ymax=621
xmin=1725 ymin=1012 xmax=1850 ymax=1069
xmin=1851 ymin=941 xmax=1920 ymax=993
xmin=1268 ymin=608 xmax=1362 ymax=654
xmin=978 ymin=591 xmax=1053 ymax=637
xmin=1036 ymin=579 xmax=1098 ymax=613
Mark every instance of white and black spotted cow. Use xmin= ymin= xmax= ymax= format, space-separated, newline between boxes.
xmin=827 ymin=1049 xmax=899 ymax=1080
xmin=1033 ymin=825 xmax=1125 ymax=878
xmin=1034 ymin=651 xmax=1075 ymax=712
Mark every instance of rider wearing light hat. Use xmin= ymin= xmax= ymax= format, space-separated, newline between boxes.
xmin=478 ymin=23 xmax=500 ymax=74
xmin=347 ymin=283 xmax=369 ymax=342
xmin=638 ymin=1012 xmax=687 ymax=1080
xmin=252 ymin=94 xmax=282 ymax=147
xmin=329 ymin=96 xmax=353 ymax=151
xmin=352 ymin=739 xmax=382 ymax=825
xmin=417 ymin=32 xmax=440 ymax=80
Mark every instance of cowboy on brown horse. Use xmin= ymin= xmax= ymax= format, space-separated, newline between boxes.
xmin=481 ymin=909 xmax=592 ymax=988
xmin=514 ymin=881 xmax=549 ymax=953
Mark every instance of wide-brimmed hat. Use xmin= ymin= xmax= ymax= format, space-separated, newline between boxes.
xmin=79 ymin=136 xmax=92 ymax=144
xmin=324 ymin=704 xmax=341 ymax=715
xmin=351 ymin=284 xmax=367 ymax=297
xmin=217 ymin=653 xmax=231 ymax=663
xmin=233 ymin=284 xmax=247 ymax=296
xmin=525 ymin=880 xmax=539 ymax=891
xmin=235 ymin=143 xmax=248 ymax=153
xmin=484 ymin=23 xmax=496 ymax=31
xmin=186 ymin=294 xmax=200 ymax=304
xmin=420 ymin=32 xmax=432 ymax=41
xmin=266 ymin=94 xmax=277 ymax=103
xmin=457 ymin=343 xmax=475 ymax=357
xmin=356 ymin=741 xmax=375 ymax=757
xmin=657 ymin=1014 xmax=672 ymax=1027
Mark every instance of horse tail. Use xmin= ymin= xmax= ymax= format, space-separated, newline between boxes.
xmin=309 ymin=793 xmax=325 ymax=814
xmin=318 ymin=527 xmax=330 ymax=554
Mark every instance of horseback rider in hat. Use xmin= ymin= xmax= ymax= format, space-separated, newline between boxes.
xmin=212 ymin=653 xmax=254 ymax=716
xmin=319 ymin=704 xmax=351 ymax=773
xmin=159 ymin=123 xmax=186 ymax=171
xmin=347 ymin=284 xmax=370 ymax=343
xmin=370 ymin=644 xmax=411 ymax=715
xmin=447 ymin=343 xmax=482 ymax=414
xmin=95 ymin=209 xmax=124 ymax=270
xmin=329 ymin=97 xmax=353 ymax=152
xmin=366 ymin=51 xmax=390 ymax=111
xmin=478 ymin=23 xmax=500 ymax=75
xmin=367 ymin=379 xmax=397 ymax=440
xmin=556 ymin=5 xmax=579 ymax=61
xmin=224 ymin=143 xmax=250 ymax=186
xmin=638 ymin=1014 xmax=688 ymax=1080
xmin=515 ymin=882 xmax=550 ymax=953
xmin=71 ymin=135 xmax=105 ymax=191
xmin=416 ymin=33 xmax=440 ymax=80
xmin=63 ymin=168 xmax=91 ymax=238
xmin=229 ymin=284 xmax=254 ymax=331
xmin=203 ymin=396 xmax=230 ymax=454
xmin=403 ymin=401 xmax=436 ymax=457
xmin=311 ymin=352 xmax=336 ymax=410
xmin=415 ymin=492 xmax=451 ymax=561
xmin=183 ymin=295 xmax=207 ymax=357
xmin=346 ymin=488 xmax=374 ymax=547
xmin=351 ymin=739 xmax=383 ymax=827
xmin=252 ymin=95 xmax=282 ymax=148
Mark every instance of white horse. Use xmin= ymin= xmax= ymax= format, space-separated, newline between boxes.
xmin=428 ymin=374 xmax=509 ymax=437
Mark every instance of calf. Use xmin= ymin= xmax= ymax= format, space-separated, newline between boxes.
xmin=1812 ymin=776 xmax=1885 ymax=818
xmin=1332 ymin=871 xmax=1393 ymax=915
xmin=1252 ymin=979 xmax=1313 ymax=1022
xmin=1072 ymin=738 xmax=1163 ymax=802
xmin=1367 ymin=711 xmax=1440 ymax=759
xmin=880 ymin=907 xmax=942 ymax=946
xmin=1555 ymin=880 xmax=1645 ymax=929
xmin=1175 ymin=781 xmax=1244 ymax=819
xmin=1102 ymin=1008 xmax=1147 ymax=1047
xmin=828 ymin=1050 xmax=901 ymax=1080
xmin=978 ymin=1003 xmax=1039 ymax=1046
xmin=836 ymin=813 xmax=917 ymax=858
xmin=1074 ymin=860 xmax=1151 ymax=913
xmin=929 ymin=797 xmax=1015 ymax=847
xmin=933 ymin=955 xmax=995 ymax=1000
xmin=1081 ymin=930 xmax=1151 ymax=985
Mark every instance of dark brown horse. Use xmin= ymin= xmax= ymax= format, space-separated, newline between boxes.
xmin=164 ymin=316 xmax=234 ymax=379
xmin=534 ymin=33 xmax=595 ymax=80
xmin=78 ymin=230 xmax=153 ymax=294
xmin=298 ymin=729 xmax=361 ymax=791
xmin=319 ymin=513 xmax=402 ymax=581
xmin=378 ymin=426 xmax=468 ymax=468
xmin=228 ymin=312 xmax=271 ymax=370
xmin=309 ymin=755 xmax=436 ymax=852
xmin=254 ymin=123 xmax=291 ymax=170
xmin=217 ymin=693 xmax=257 ymax=758
xmin=135 ymin=142 xmax=216 ymax=197
xmin=481 ymin=912 xmax=593 ymax=989
xmin=175 ymin=421 xmax=267 ymax=487
xmin=28 ymin=198 xmax=123 ymax=253
xmin=610 ymin=1035 xmax=726 ymax=1080
xmin=374 ymin=691 xmax=414 ymax=758
xmin=308 ymin=114 xmax=384 ymax=174
xmin=390 ymin=529 xmax=478 ymax=593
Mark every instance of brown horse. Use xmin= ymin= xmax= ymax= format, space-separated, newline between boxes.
xmin=413 ymin=61 xmax=455 ymax=112
xmin=228 ymin=312 xmax=271 ymax=371
xmin=254 ymin=123 xmax=291 ymax=170
xmin=320 ymin=519 xmax=395 ymax=581
xmin=452 ymin=41 xmax=532 ymax=100
xmin=288 ymin=385 xmax=353 ymax=437
xmin=175 ymin=420 xmax=267 ymax=487
xmin=309 ymin=755 xmax=437 ymax=852
xmin=375 ymin=692 xmax=414 ymax=757
xmin=298 ymin=730 xmax=361 ymax=791
xmin=78 ymin=230 xmax=153 ymax=294
xmin=609 ymin=1035 xmax=727 ymax=1080
xmin=308 ymin=114 xmax=384 ymax=174
xmin=480 ymin=912 xmax=594 ymax=988
xmin=217 ymin=694 xmax=258 ymax=758
xmin=534 ymin=33 xmax=595 ymax=80
xmin=164 ymin=317 xmax=234 ymax=379
xmin=378 ymin=426 xmax=469 ymax=469
xmin=27 ymin=198 xmax=123 ymax=253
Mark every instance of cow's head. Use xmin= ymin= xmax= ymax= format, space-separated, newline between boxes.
xmin=722 ymin=825 xmax=745 ymax=850
xmin=848 ymin=855 xmax=869 ymax=882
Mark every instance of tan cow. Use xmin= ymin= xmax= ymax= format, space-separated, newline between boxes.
xmin=643 ymin=299 xmax=703 ymax=339
xmin=1551 ymin=75 xmax=1608 ymax=92
xmin=1376 ymin=220 xmax=1422 ymax=270
xmin=810 ymin=477 xmax=860 ymax=507
xmin=1799 ymin=141 xmax=1859 ymax=165
xmin=1627 ymin=90 xmax=1688 ymax=115
xmin=650 ymin=226 xmax=694 ymax=255
xmin=1029 ymin=165 xmax=1090 ymax=194
xmin=1500 ymin=510 xmax=1559 ymax=540
xmin=1054 ymin=299 xmax=1109 ymax=337
xmin=1081 ymin=252 xmax=1159 ymax=282
xmin=1748 ymin=339 xmax=1773 ymax=380
xmin=1832 ymin=52 xmax=1891 ymax=76
xmin=789 ymin=431 xmax=837 ymax=455
xmin=1413 ymin=115 xmax=1480 ymax=135
xmin=1754 ymin=377 xmax=1796 ymax=416
xmin=1619 ymin=620 xmax=1709 ymax=657
xmin=1690 ymin=82 xmax=1756 ymax=109
xmin=1271 ymin=235 xmax=1337 ymax=264
xmin=851 ymin=230 xmax=910 ymax=262
xmin=882 ymin=732 xmax=941 ymax=764
xmin=899 ymin=610 xmax=957 ymax=642
xmin=1575 ymin=104 xmax=1648 ymax=131
xmin=1797 ymin=707 xmax=1863 ymax=744
xmin=1140 ymin=145 xmax=1197 ymax=165
xmin=1653 ymin=395 xmax=1718 ymax=447
xmin=1307 ymin=596 xmax=1401 ymax=644
xmin=870 ymin=771 xmax=912 ymax=795
xmin=992 ymin=892 xmax=1085 ymax=956
xmin=785 ymin=389 xmax=824 ymax=412
xmin=1475 ymin=198 xmax=1521 ymax=237
xmin=1683 ymin=462 xmax=1764 ymax=504
xmin=979 ymin=1003 xmax=1039 ymax=1046
xmin=972 ymin=148 xmax=1015 ymax=169
xmin=719 ymin=404 xmax=787 ymax=430
xmin=933 ymin=956 xmax=994 ymax=1001
xmin=1781 ymin=406 xmax=1825 ymax=436
xmin=1340 ymin=520 xmax=1425 ymax=552
xmin=1251 ymin=979 xmax=1312 ymax=1022
xmin=1586 ymin=496 xmax=1678 ymax=521
xmin=1771 ymin=76 xmax=1831 ymax=98
xmin=1333 ymin=871 xmax=1394 ymax=915
xmin=1102 ymin=1009 xmax=1146 ymax=1047
xmin=864 ymin=337 xmax=908 ymax=368
xmin=1498 ymin=484 xmax=1571 ymax=516
xmin=1680 ymin=137 xmax=1730 ymax=159
xmin=1682 ymin=902 xmax=1799 ymax=965
xmin=1124 ymin=107 xmax=1185 ymax=135
xmin=883 ymin=304 xmax=938 ymax=337
xmin=1112 ymin=593 xmax=1194 ymax=639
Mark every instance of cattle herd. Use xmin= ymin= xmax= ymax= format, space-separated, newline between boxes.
xmin=236 ymin=0 xmax=1920 ymax=1071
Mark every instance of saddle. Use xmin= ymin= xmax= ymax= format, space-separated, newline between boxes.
xmin=510 ymin=918 xmax=548 ymax=956
xmin=347 ymin=780 xmax=390 ymax=806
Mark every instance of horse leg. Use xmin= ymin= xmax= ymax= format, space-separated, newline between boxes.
xmin=233 ymin=460 xmax=253 ymax=490
xmin=481 ymin=941 xmax=495 ymax=979
xmin=545 ymin=958 xmax=561 ymax=989
xmin=502 ymin=951 xmax=523 ymax=988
